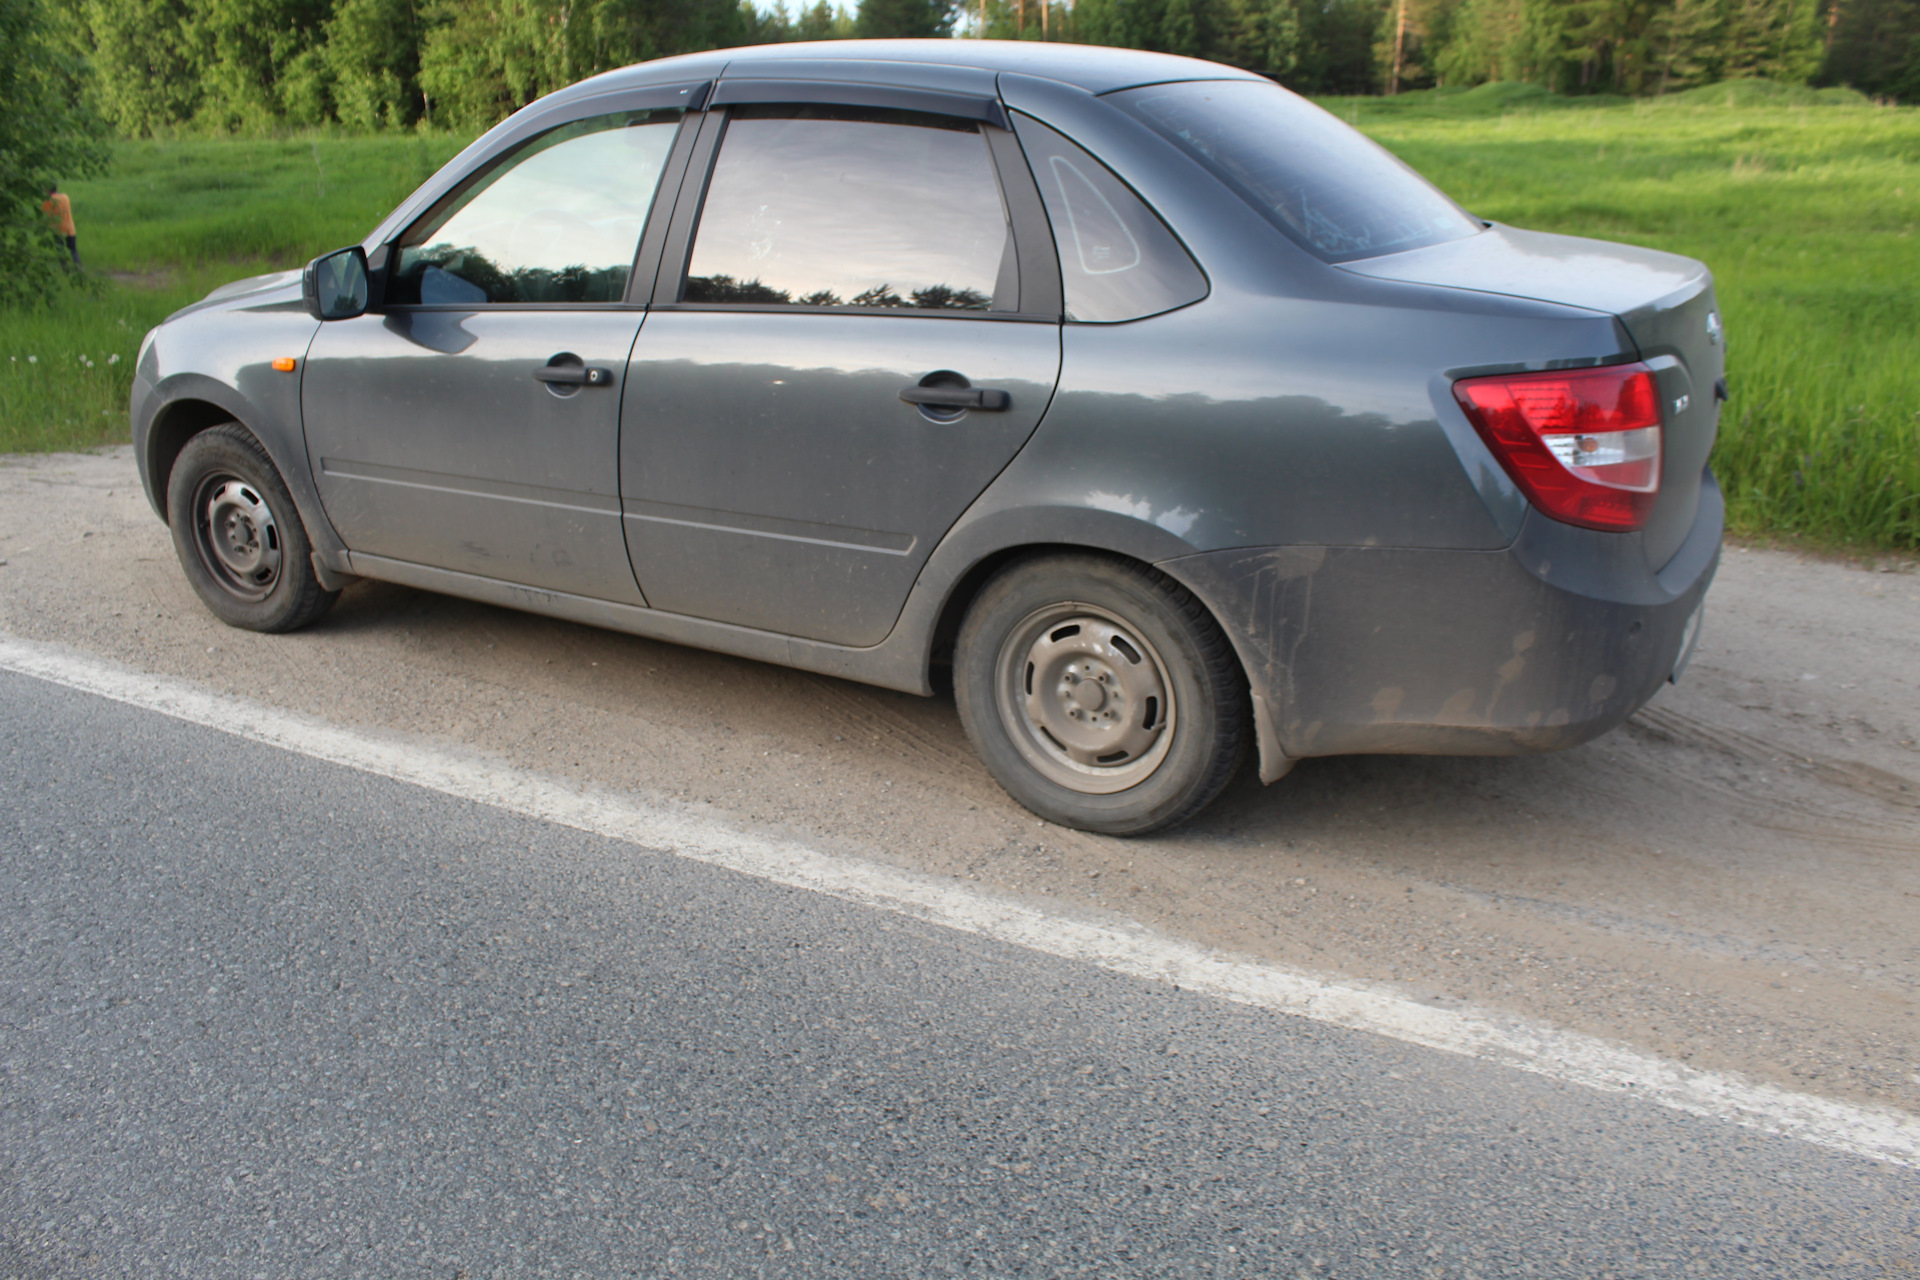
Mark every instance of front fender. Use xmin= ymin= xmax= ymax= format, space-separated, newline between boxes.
xmin=132 ymin=294 xmax=345 ymax=563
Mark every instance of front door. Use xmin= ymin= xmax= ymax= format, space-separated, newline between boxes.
xmin=620 ymin=103 xmax=1062 ymax=647
xmin=303 ymin=108 xmax=685 ymax=603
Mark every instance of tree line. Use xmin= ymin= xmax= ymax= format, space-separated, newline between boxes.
xmin=19 ymin=0 xmax=1912 ymax=141
xmin=999 ymin=0 xmax=1908 ymax=98
xmin=6 ymin=0 xmax=1917 ymax=149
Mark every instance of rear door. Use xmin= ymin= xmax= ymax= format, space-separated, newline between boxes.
xmin=618 ymin=94 xmax=1063 ymax=647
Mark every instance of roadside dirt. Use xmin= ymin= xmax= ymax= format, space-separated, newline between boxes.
xmin=4 ymin=447 xmax=1916 ymax=1117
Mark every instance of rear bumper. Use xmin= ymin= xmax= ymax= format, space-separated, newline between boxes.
xmin=1165 ymin=469 xmax=1723 ymax=772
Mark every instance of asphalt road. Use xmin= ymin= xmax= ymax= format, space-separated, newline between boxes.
xmin=6 ymin=451 xmax=1920 ymax=1119
xmin=2 ymin=669 xmax=1916 ymax=1279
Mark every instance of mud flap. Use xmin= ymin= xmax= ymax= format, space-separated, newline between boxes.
xmin=1251 ymin=691 xmax=1296 ymax=784
xmin=1669 ymin=601 xmax=1704 ymax=683
xmin=310 ymin=551 xmax=359 ymax=593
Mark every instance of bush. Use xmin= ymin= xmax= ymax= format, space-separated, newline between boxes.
xmin=0 ymin=0 xmax=110 ymax=306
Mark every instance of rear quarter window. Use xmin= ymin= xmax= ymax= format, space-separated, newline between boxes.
xmin=1113 ymin=80 xmax=1482 ymax=264
xmin=1012 ymin=113 xmax=1208 ymax=323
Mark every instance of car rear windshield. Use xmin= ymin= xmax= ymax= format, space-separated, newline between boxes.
xmin=1111 ymin=80 xmax=1483 ymax=264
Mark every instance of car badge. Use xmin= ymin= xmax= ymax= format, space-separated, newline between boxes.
xmin=1705 ymin=311 xmax=1723 ymax=346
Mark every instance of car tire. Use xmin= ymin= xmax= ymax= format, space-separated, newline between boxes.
xmin=954 ymin=553 xmax=1248 ymax=836
xmin=166 ymin=423 xmax=339 ymax=633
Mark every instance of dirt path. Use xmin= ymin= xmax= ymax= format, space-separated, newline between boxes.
xmin=4 ymin=447 xmax=1917 ymax=1117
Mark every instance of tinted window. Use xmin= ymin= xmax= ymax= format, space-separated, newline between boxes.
xmin=685 ymin=106 xmax=1012 ymax=311
xmin=390 ymin=110 xmax=682 ymax=305
xmin=1012 ymin=113 xmax=1207 ymax=323
xmin=1114 ymin=81 xmax=1482 ymax=264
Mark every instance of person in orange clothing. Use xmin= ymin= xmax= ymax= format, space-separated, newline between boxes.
xmin=42 ymin=184 xmax=79 ymax=268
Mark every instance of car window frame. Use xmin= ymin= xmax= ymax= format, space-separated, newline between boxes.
xmin=650 ymin=98 xmax=1063 ymax=323
xmin=370 ymin=83 xmax=709 ymax=313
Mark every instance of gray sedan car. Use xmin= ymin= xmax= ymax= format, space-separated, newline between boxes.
xmin=133 ymin=40 xmax=1722 ymax=835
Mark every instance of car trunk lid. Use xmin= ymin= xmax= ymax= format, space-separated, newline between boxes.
xmin=1340 ymin=224 xmax=1724 ymax=569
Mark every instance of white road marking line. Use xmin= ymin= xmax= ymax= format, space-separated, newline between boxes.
xmin=4 ymin=631 xmax=1917 ymax=1169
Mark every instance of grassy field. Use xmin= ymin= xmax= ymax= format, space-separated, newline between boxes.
xmin=0 ymin=133 xmax=470 ymax=454
xmin=3 ymin=85 xmax=1917 ymax=550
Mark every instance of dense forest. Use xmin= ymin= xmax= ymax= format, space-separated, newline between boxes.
xmin=0 ymin=0 xmax=1910 ymax=293
xmin=6 ymin=0 xmax=1918 ymax=139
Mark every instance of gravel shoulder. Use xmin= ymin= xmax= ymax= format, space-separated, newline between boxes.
xmin=3 ymin=446 xmax=1917 ymax=1116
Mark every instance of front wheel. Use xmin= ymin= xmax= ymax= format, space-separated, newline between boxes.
xmin=166 ymin=423 xmax=339 ymax=633
xmin=954 ymin=554 xmax=1248 ymax=836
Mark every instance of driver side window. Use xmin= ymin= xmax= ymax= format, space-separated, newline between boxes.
xmin=389 ymin=109 xmax=683 ymax=306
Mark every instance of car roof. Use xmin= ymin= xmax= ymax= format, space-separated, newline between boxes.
xmin=557 ymin=39 xmax=1265 ymax=102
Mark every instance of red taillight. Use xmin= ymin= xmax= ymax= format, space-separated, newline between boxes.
xmin=1452 ymin=362 xmax=1663 ymax=532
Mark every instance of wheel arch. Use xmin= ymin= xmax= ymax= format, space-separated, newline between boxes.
xmin=163 ymin=420 xmax=343 ymax=632
xmin=910 ymin=521 xmax=1290 ymax=782
xmin=144 ymin=396 xmax=238 ymax=526
xmin=136 ymin=375 xmax=349 ymax=572
xmin=917 ymin=532 xmax=1287 ymax=784
xmin=943 ymin=542 xmax=1256 ymax=833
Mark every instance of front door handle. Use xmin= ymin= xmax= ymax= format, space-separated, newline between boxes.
xmin=533 ymin=365 xmax=613 ymax=387
xmin=899 ymin=384 xmax=1010 ymax=411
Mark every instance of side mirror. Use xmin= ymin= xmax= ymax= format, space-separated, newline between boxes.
xmin=303 ymin=245 xmax=370 ymax=321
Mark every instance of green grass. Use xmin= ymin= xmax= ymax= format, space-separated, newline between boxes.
xmin=1322 ymin=81 xmax=1920 ymax=551
xmin=1 ymin=132 xmax=471 ymax=454
xmin=82 ymin=133 xmax=473 ymax=268
xmin=1 ymin=279 xmax=192 ymax=454
xmin=5 ymin=92 xmax=1918 ymax=549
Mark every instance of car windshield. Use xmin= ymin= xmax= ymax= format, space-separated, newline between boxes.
xmin=1112 ymin=80 xmax=1482 ymax=264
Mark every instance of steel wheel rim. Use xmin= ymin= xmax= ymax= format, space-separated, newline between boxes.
xmin=992 ymin=602 xmax=1177 ymax=795
xmin=192 ymin=473 xmax=282 ymax=602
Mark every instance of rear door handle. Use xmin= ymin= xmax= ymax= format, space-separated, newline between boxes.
xmin=899 ymin=385 xmax=1010 ymax=411
xmin=533 ymin=366 xmax=613 ymax=387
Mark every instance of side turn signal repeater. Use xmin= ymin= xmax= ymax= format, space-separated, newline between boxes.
xmin=1452 ymin=361 xmax=1662 ymax=533
xmin=271 ymin=357 xmax=297 ymax=373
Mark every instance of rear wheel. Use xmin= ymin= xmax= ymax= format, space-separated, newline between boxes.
xmin=166 ymin=423 xmax=338 ymax=633
xmin=954 ymin=554 xmax=1247 ymax=836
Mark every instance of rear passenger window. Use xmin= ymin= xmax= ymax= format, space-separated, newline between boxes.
xmin=1011 ymin=113 xmax=1208 ymax=323
xmin=684 ymin=105 xmax=1016 ymax=311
